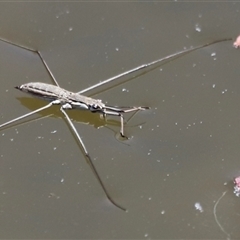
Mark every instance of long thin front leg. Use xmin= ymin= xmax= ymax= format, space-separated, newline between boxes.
xmin=0 ymin=37 xmax=60 ymax=86
xmin=60 ymin=107 xmax=126 ymax=211
xmin=0 ymin=102 xmax=53 ymax=129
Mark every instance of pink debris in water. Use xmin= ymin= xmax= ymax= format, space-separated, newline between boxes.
xmin=233 ymin=35 xmax=240 ymax=48
xmin=233 ymin=176 xmax=240 ymax=197
xmin=234 ymin=176 xmax=240 ymax=187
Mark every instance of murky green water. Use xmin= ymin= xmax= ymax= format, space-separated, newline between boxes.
xmin=0 ymin=2 xmax=240 ymax=239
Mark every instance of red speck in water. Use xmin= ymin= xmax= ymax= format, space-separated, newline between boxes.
xmin=233 ymin=35 xmax=240 ymax=48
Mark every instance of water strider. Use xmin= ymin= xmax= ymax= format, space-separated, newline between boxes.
xmin=0 ymin=37 xmax=232 ymax=211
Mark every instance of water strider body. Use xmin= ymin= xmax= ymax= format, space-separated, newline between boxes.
xmin=0 ymin=37 xmax=232 ymax=211
xmin=16 ymin=82 xmax=148 ymax=138
xmin=17 ymin=82 xmax=106 ymax=108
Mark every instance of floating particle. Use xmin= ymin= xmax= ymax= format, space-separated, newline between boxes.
xmin=195 ymin=202 xmax=204 ymax=212
xmin=233 ymin=35 xmax=240 ymax=48
xmin=233 ymin=176 xmax=240 ymax=197
xmin=195 ymin=24 xmax=201 ymax=32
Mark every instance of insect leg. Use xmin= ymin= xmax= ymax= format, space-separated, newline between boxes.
xmin=0 ymin=37 xmax=60 ymax=86
xmin=103 ymin=110 xmax=126 ymax=138
xmin=105 ymin=106 xmax=149 ymax=112
xmin=78 ymin=38 xmax=232 ymax=95
xmin=59 ymin=107 xmax=127 ymax=211
xmin=104 ymin=106 xmax=149 ymax=138
xmin=0 ymin=102 xmax=53 ymax=129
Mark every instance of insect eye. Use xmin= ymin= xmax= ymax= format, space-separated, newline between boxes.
xmin=90 ymin=104 xmax=100 ymax=111
xmin=92 ymin=104 xmax=99 ymax=109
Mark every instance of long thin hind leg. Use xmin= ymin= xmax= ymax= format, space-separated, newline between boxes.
xmin=60 ymin=106 xmax=127 ymax=211
xmin=0 ymin=37 xmax=60 ymax=86
xmin=0 ymin=102 xmax=53 ymax=129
